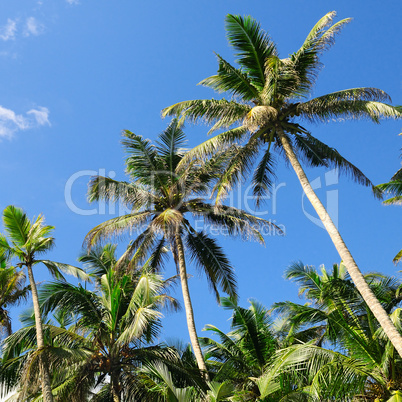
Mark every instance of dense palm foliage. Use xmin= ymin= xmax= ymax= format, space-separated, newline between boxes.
xmin=201 ymin=298 xmax=280 ymax=400
xmin=0 ymin=255 xmax=29 ymax=338
xmin=0 ymin=205 xmax=88 ymax=402
xmin=376 ymin=155 xmax=402 ymax=263
xmin=0 ymin=245 xmax=179 ymax=401
xmin=0 ymin=11 xmax=401 ymax=402
xmin=163 ymin=11 xmax=402 ymax=355
xmin=271 ymin=263 xmax=402 ymax=400
xmin=85 ymin=119 xmax=279 ymax=376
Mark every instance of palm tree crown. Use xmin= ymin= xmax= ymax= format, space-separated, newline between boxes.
xmin=162 ymin=12 xmax=402 ymax=357
xmin=163 ymin=12 xmax=400 ymax=201
xmin=85 ymin=119 xmax=279 ymax=377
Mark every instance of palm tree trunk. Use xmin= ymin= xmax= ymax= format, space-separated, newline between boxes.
xmin=174 ymin=230 xmax=210 ymax=381
xmin=276 ymin=126 xmax=402 ymax=357
xmin=110 ymin=367 xmax=121 ymax=402
xmin=26 ymin=263 xmax=54 ymax=402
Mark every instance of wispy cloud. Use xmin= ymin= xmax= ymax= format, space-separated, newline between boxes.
xmin=27 ymin=107 xmax=50 ymax=126
xmin=24 ymin=17 xmax=44 ymax=37
xmin=0 ymin=105 xmax=50 ymax=139
xmin=66 ymin=0 xmax=80 ymax=4
xmin=0 ymin=19 xmax=17 ymax=41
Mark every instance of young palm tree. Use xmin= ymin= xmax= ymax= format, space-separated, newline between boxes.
xmin=272 ymin=262 xmax=402 ymax=399
xmin=0 ymin=255 xmax=30 ymax=337
xmin=376 ymin=156 xmax=402 ymax=263
xmin=139 ymin=360 xmax=235 ymax=402
xmin=162 ymin=12 xmax=402 ymax=355
xmin=1 ymin=251 xmax=179 ymax=401
xmin=200 ymin=298 xmax=277 ymax=400
xmin=0 ymin=205 xmax=89 ymax=402
xmin=85 ymin=119 xmax=278 ymax=378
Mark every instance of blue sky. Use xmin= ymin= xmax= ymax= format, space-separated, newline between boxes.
xmin=0 ymin=0 xmax=401 ymax=341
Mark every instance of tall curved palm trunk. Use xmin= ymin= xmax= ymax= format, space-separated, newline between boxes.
xmin=174 ymin=230 xmax=210 ymax=380
xmin=277 ymin=127 xmax=402 ymax=356
xmin=26 ymin=263 xmax=54 ymax=402
xmin=163 ymin=13 xmax=402 ymax=355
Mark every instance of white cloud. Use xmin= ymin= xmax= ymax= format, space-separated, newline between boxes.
xmin=0 ymin=105 xmax=50 ymax=139
xmin=27 ymin=107 xmax=50 ymax=126
xmin=0 ymin=19 xmax=17 ymax=41
xmin=66 ymin=0 xmax=80 ymax=4
xmin=24 ymin=17 xmax=44 ymax=37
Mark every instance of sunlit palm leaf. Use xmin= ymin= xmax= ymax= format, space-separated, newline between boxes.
xmin=199 ymin=53 xmax=260 ymax=102
xmin=225 ymin=14 xmax=277 ymax=90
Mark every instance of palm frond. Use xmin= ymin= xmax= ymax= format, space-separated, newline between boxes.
xmin=289 ymin=12 xmax=351 ymax=95
xmin=185 ymin=231 xmax=237 ymax=302
xmin=376 ymin=180 xmax=402 ymax=205
xmin=393 ymin=249 xmax=402 ymax=265
xmin=212 ymin=140 xmax=260 ymax=203
xmin=0 ymin=234 xmax=13 ymax=260
xmin=177 ymin=127 xmax=248 ymax=169
xmin=392 ymin=166 xmax=402 ymax=181
xmin=119 ymin=226 xmax=158 ymax=269
xmin=155 ymin=118 xmax=186 ymax=174
xmin=2 ymin=206 xmax=32 ymax=247
xmin=145 ymin=238 xmax=169 ymax=272
xmin=38 ymin=260 xmax=90 ymax=282
xmin=84 ymin=211 xmax=153 ymax=248
xmin=163 ymin=98 xmax=251 ymax=136
xmin=88 ymin=176 xmax=155 ymax=210
xmin=122 ymin=131 xmax=167 ymax=191
xmin=199 ymin=53 xmax=260 ymax=102
xmin=261 ymin=56 xmax=300 ymax=103
xmin=193 ymin=203 xmax=282 ymax=242
xmin=252 ymin=146 xmax=276 ymax=206
xmin=225 ymin=14 xmax=277 ymax=90
xmin=206 ymin=381 xmax=234 ymax=402
xmin=78 ymin=244 xmax=117 ymax=278
xmin=297 ymin=99 xmax=402 ymax=123
xmin=292 ymin=132 xmax=375 ymax=189
xmin=39 ymin=282 xmax=102 ymax=328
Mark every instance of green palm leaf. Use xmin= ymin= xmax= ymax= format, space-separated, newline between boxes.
xmin=88 ymin=176 xmax=155 ymax=209
xmin=252 ymin=146 xmax=276 ymax=205
xmin=185 ymin=231 xmax=236 ymax=302
xmin=298 ymin=99 xmax=402 ymax=123
xmin=199 ymin=53 xmax=260 ymax=101
xmin=225 ymin=14 xmax=277 ymax=90
xmin=38 ymin=261 xmax=90 ymax=282
xmin=84 ymin=211 xmax=153 ymax=248
xmin=2 ymin=205 xmax=34 ymax=246
xmin=289 ymin=12 xmax=351 ymax=94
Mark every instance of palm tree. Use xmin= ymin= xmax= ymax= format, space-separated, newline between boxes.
xmin=1 ymin=249 xmax=179 ymax=401
xmin=162 ymin=12 xmax=402 ymax=355
xmin=200 ymin=298 xmax=280 ymax=400
xmin=376 ymin=155 xmax=402 ymax=263
xmin=0 ymin=255 xmax=30 ymax=337
xmin=272 ymin=262 xmax=402 ymax=400
xmin=85 ymin=119 xmax=278 ymax=378
xmin=139 ymin=360 xmax=235 ymax=402
xmin=0 ymin=205 xmax=89 ymax=402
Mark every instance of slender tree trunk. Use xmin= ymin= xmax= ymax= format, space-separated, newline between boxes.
xmin=26 ymin=263 xmax=54 ymax=402
xmin=174 ymin=230 xmax=210 ymax=381
xmin=110 ymin=372 xmax=121 ymax=402
xmin=276 ymin=126 xmax=402 ymax=357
